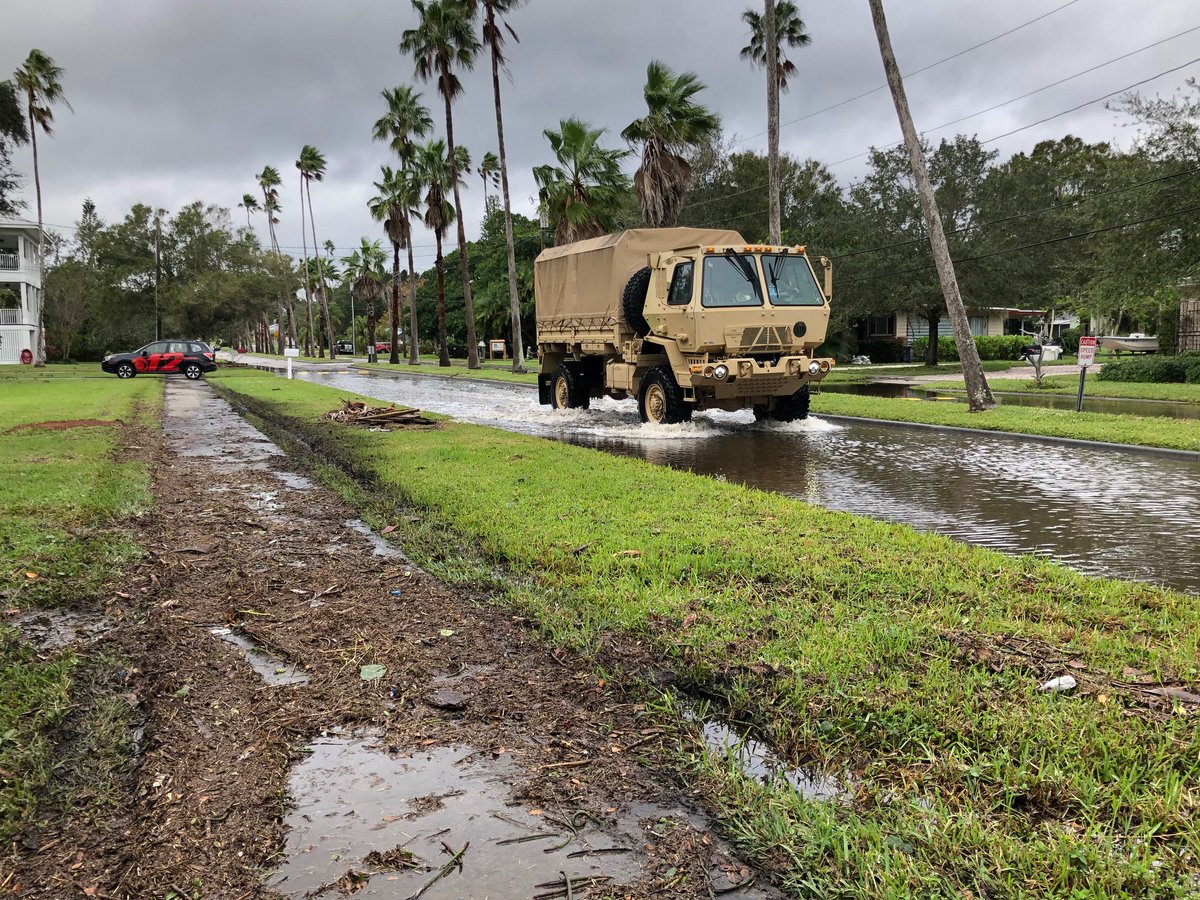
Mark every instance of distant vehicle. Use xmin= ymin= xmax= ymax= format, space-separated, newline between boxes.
xmin=335 ymin=340 xmax=354 ymax=354
xmin=535 ymin=228 xmax=834 ymax=424
xmin=375 ymin=341 xmax=392 ymax=354
xmin=101 ymin=340 xmax=217 ymax=380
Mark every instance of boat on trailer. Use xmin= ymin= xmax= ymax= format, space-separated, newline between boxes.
xmin=1098 ymin=333 xmax=1159 ymax=354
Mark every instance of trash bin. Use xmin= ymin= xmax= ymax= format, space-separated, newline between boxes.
xmin=901 ymin=345 xmax=912 ymax=363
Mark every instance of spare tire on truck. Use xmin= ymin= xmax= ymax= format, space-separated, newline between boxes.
xmin=621 ymin=267 xmax=652 ymax=337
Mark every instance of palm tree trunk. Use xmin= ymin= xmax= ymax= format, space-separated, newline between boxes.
xmin=390 ymin=241 xmax=401 ymax=364
xmin=299 ymin=173 xmax=313 ymax=357
xmin=441 ymin=74 xmax=480 ymax=370
xmin=407 ymin=241 xmax=420 ymax=365
xmin=435 ymin=232 xmax=449 ymax=367
xmin=765 ymin=0 xmax=781 ymax=245
xmin=490 ymin=21 xmax=526 ymax=373
xmin=868 ymin=0 xmax=994 ymax=411
xmin=305 ymin=178 xmax=335 ymax=358
xmin=29 ymin=105 xmax=46 ymax=367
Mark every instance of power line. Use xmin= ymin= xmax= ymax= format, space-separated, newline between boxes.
xmin=828 ymin=164 xmax=1200 ymax=261
xmin=839 ymin=202 xmax=1200 ymax=286
xmin=733 ymin=0 xmax=1086 ymax=145
xmin=684 ymin=24 xmax=1200 ymax=215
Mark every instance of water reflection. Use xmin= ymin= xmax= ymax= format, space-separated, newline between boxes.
xmin=300 ymin=370 xmax=1200 ymax=593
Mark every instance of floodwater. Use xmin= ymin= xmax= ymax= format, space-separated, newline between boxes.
xmin=270 ymin=732 xmax=774 ymax=898
xmin=208 ymin=627 xmax=310 ymax=686
xmin=296 ymin=370 xmax=1200 ymax=594
xmin=822 ymin=381 xmax=1200 ymax=420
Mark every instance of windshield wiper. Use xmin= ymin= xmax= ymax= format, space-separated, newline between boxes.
xmin=722 ymin=251 xmax=760 ymax=293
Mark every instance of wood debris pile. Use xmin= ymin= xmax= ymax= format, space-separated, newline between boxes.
xmin=322 ymin=399 xmax=436 ymax=428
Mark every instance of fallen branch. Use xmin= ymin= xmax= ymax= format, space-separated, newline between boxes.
xmin=405 ymin=841 xmax=468 ymax=900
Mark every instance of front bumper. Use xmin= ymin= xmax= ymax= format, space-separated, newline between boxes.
xmin=688 ymin=355 xmax=832 ymax=399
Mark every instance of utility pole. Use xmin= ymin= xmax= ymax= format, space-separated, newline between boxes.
xmin=765 ymin=0 xmax=781 ymax=244
xmin=154 ymin=211 xmax=162 ymax=341
xmin=867 ymin=0 xmax=995 ymax=411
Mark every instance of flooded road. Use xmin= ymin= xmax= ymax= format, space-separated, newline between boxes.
xmin=295 ymin=369 xmax=1200 ymax=593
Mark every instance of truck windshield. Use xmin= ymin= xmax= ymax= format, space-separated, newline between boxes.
xmin=701 ymin=253 xmax=763 ymax=307
xmin=762 ymin=254 xmax=826 ymax=306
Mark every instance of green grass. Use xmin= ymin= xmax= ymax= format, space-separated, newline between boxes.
xmin=0 ymin=364 xmax=158 ymax=840
xmin=353 ymin=359 xmax=540 ymax=384
xmin=946 ymin=375 xmax=1200 ymax=404
xmin=239 ymin=349 xmax=346 ymax=364
xmin=213 ymin=371 xmax=1200 ymax=898
xmin=824 ymin=360 xmax=1016 ymax=382
xmin=811 ymin=391 xmax=1200 ymax=452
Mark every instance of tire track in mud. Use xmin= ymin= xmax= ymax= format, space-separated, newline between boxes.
xmin=9 ymin=380 xmax=776 ymax=899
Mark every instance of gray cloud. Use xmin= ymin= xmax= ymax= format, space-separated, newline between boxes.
xmin=6 ymin=0 xmax=1197 ymax=268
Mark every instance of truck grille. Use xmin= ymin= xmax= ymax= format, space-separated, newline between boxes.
xmin=733 ymin=326 xmax=791 ymax=351
xmin=736 ymin=374 xmax=790 ymax=395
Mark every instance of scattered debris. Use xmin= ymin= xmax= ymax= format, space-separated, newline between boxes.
xmin=425 ymin=689 xmax=468 ymax=711
xmin=1039 ymin=675 xmax=1078 ymax=693
xmin=363 ymin=846 xmax=422 ymax=870
xmin=359 ymin=664 xmax=387 ymax=681
xmin=322 ymin=400 xmax=436 ymax=428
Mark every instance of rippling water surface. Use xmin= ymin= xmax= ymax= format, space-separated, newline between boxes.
xmin=299 ymin=369 xmax=1200 ymax=593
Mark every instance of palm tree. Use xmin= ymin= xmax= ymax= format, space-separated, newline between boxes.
xmin=413 ymin=140 xmax=457 ymax=366
xmin=479 ymin=0 xmax=529 ymax=371
xmin=742 ymin=1 xmax=811 ymax=244
xmin=238 ymin=193 xmax=259 ymax=229
xmin=533 ymin=118 xmax=630 ymax=246
xmin=14 ymin=49 xmax=70 ymax=367
xmin=373 ymin=85 xmax=433 ymax=364
xmin=622 ymin=60 xmax=719 ymax=228
xmin=401 ymin=0 xmax=483 ymax=369
xmin=342 ymin=238 xmax=387 ymax=356
xmin=297 ymin=145 xmax=335 ymax=357
xmin=477 ymin=151 xmax=499 ymax=207
xmin=369 ymin=166 xmax=421 ymax=365
xmin=257 ymin=165 xmax=293 ymax=352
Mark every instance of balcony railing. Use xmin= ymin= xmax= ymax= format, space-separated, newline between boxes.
xmin=0 ymin=308 xmax=27 ymax=325
xmin=0 ymin=253 xmax=18 ymax=271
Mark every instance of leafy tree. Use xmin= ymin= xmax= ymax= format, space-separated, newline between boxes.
xmin=341 ymin=238 xmax=387 ymax=354
xmin=369 ymin=165 xmax=421 ymax=363
xmin=297 ymin=145 xmax=335 ymax=357
xmin=13 ymin=49 xmax=70 ymax=366
xmin=477 ymin=150 xmax=499 ymax=206
xmin=237 ymin=193 xmax=259 ymax=229
xmin=257 ymin=164 xmax=293 ymax=351
xmin=373 ymin=84 xmax=433 ymax=363
xmin=401 ymin=0 xmax=483 ymax=368
xmin=534 ymin=117 xmax=630 ymax=246
xmin=740 ymin=1 xmax=811 ymax=91
xmin=622 ymin=60 xmax=719 ymax=228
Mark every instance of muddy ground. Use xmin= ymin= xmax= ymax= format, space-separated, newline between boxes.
xmin=4 ymin=380 xmax=779 ymax=899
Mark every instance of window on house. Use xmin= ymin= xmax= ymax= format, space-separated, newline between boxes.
xmin=867 ymin=314 xmax=896 ymax=337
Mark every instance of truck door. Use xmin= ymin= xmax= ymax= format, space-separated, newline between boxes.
xmin=659 ymin=260 xmax=696 ymax=349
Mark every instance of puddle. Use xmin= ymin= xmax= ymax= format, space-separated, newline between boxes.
xmin=275 ymin=471 xmax=317 ymax=491
xmin=692 ymin=710 xmax=847 ymax=801
xmin=209 ymin=627 xmax=310 ymax=686
xmin=8 ymin=608 xmax=108 ymax=651
xmin=343 ymin=518 xmax=414 ymax=565
xmin=271 ymin=736 xmax=777 ymax=899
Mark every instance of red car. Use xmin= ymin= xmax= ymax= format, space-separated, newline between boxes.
xmin=374 ymin=341 xmax=392 ymax=354
xmin=101 ymin=340 xmax=217 ymax=379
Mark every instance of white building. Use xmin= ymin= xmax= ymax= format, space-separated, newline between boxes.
xmin=0 ymin=220 xmax=44 ymax=364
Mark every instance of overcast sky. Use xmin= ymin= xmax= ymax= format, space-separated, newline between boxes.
xmin=6 ymin=0 xmax=1197 ymax=270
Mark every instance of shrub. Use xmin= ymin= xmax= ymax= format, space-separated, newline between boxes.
xmin=910 ymin=334 xmax=1028 ymax=362
xmin=857 ymin=338 xmax=905 ymax=363
xmin=1097 ymin=352 xmax=1200 ymax=384
xmin=1058 ymin=327 xmax=1081 ymax=354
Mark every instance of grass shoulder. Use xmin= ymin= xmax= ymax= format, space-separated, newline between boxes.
xmin=212 ymin=370 xmax=1200 ymax=898
xmin=946 ymin=375 xmax=1200 ymax=404
xmin=0 ymin=371 xmax=159 ymax=841
xmin=812 ymin=389 xmax=1200 ymax=451
xmin=353 ymin=359 xmax=539 ymax=384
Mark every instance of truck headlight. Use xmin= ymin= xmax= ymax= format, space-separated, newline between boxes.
xmin=713 ymin=364 xmax=728 ymax=380
xmin=808 ymin=361 xmax=821 ymax=376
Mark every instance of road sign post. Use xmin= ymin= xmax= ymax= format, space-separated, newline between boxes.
xmin=284 ymin=346 xmax=300 ymax=380
xmin=1075 ymin=336 xmax=1098 ymax=412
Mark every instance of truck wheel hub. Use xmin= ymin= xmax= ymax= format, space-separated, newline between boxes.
xmin=646 ymin=384 xmax=666 ymax=422
xmin=554 ymin=377 xmax=569 ymax=408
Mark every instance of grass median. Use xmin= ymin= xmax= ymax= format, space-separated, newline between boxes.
xmin=0 ymin=366 xmax=158 ymax=841
xmin=812 ymin=390 xmax=1200 ymax=452
xmin=213 ymin=369 xmax=1200 ymax=898
xmin=943 ymin=375 xmax=1200 ymax=404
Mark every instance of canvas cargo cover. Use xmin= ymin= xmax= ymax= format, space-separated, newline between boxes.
xmin=535 ymin=228 xmax=745 ymax=321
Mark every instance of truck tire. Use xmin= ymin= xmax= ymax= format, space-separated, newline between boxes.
xmin=638 ymin=365 xmax=691 ymax=425
xmin=755 ymin=386 xmax=811 ymax=422
xmin=551 ymin=363 xmax=589 ymax=410
xmin=622 ymin=267 xmax=652 ymax=337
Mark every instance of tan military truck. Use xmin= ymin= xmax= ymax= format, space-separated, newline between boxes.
xmin=534 ymin=227 xmax=834 ymax=424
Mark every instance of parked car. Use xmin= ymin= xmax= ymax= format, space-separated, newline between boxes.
xmin=335 ymin=340 xmax=354 ymax=354
xmin=101 ymin=340 xmax=217 ymax=380
xmin=374 ymin=341 xmax=392 ymax=354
